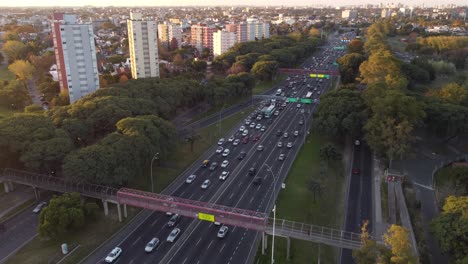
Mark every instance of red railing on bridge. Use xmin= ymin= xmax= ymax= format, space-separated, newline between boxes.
xmin=117 ymin=188 xmax=268 ymax=231
xmin=278 ymin=68 xmax=339 ymax=76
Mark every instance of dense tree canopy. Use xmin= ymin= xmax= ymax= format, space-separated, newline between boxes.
xmin=337 ymin=53 xmax=366 ymax=84
xmin=0 ymin=80 xmax=31 ymax=109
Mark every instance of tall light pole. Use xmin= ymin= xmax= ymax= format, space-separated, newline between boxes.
xmin=150 ymin=152 xmax=159 ymax=193
xmin=271 ymin=204 xmax=276 ymax=264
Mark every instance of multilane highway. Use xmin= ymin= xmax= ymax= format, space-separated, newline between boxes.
xmin=87 ymin=35 xmax=346 ymax=264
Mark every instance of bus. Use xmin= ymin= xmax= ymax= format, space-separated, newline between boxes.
xmin=305 ymin=92 xmax=313 ymax=99
xmin=263 ymin=105 xmax=276 ymax=118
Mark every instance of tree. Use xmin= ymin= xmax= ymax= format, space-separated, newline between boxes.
xmin=2 ymin=40 xmax=26 ymax=62
xmin=359 ymin=49 xmax=407 ymax=89
xmin=251 ymin=60 xmax=278 ymax=81
xmin=191 ymin=60 xmax=207 ymax=72
xmin=384 ymin=225 xmax=417 ymax=264
xmin=8 ymin=60 xmax=35 ymax=82
xmin=319 ymin=143 xmax=341 ymax=163
xmin=38 ymin=193 xmax=85 ymax=239
xmin=313 ymin=89 xmax=367 ymax=138
xmin=353 ymin=220 xmax=392 ymax=264
xmin=431 ymin=196 xmax=468 ymax=262
xmin=119 ymin=74 xmax=129 ymax=83
xmin=437 ymin=83 xmax=467 ymax=104
xmin=24 ymin=104 xmax=44 ymax=113
xmin=337 ymin=53 xmax=365 ymax=84
xmin=348 ymin=39 xmax=364 ymax=54
xmin=0 ymin=80 xmax=31 ymax=109
xmin=309 ymin=27 xmax=321 ymax=38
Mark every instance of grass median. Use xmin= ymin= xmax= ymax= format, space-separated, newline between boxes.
xmin=4 ymin=106 xmax=253 ymax=264
xmin=255 ymin=133 xmax=345 ymax=264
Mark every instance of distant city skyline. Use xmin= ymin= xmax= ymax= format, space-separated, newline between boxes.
xmin=0 ymin=0 xmax=466 ymax=7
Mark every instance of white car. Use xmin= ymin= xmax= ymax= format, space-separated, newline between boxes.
xmin=239 ymin=126 xmax=246 ymax=132
xmin=293 ymin=130 xmax=299 ymax=137
xmin=105 ymin=247 xmax=122 ymax=263
xmin=185 ymin=174 xmax=196 ymax=184
xmin=260 ymin=126 xmax=266 ymax=132
xmin=222 ymin=149 xmax=230 ymax=157
xmin=242 ymin=130 xmax=249 ymax=136
xmin=217 ymin=226 xmax=229 ymax=238
xmin=201 ymin=180 xmax=211 ymax=189
xmin=300 ymin=109 xmax=305 ymax=114
xmin=257 ymin=145 xmax=264 ymax=151
xmin=217 ymin=138 xmax=225 ymax=145
xmin=166 ymin=228 xmax=181 ymax=243
xmin=355 ymin=140 xmax=361 ymax=146
xmin=255 ymin=123 xmax=262 ymax=129
xmin=233 ymin=139 xmax=240 ymax=146
xmin=144 ymin=238 xmax=160 ymax=253
xmin=219 ymin=171 xmax=230 ymax=181
xmin=287 ymin=142 xmax=293 ymax=148
xmin=221 ymin=160 xmax=229 ymax=168
xmin=249 ymin=122 xmax=256 ymax=128
xmin=32 ymin=202 xmax=47 ymax=213
xmin=297 ymin=104 xmax=301 ymax=108
xmin=228 ymin=136 xmax=235 ymax=142
xmin=245 ymin=119 xmax=251 ymax=125
xmin=216 ymin=146 xmax=224 ymax=153
xmin=277 ymin=142 xmax=283 ymax=148
xmin=283 ymin=132 xmax=288 ymax=138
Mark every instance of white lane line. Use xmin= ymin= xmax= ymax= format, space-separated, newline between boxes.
xmin=188 ymin=192 xmax=196 ymax=200
xmin=196 ymin=237 xmax=202 ymax=245
xmin=220 ymin=243 xmax=226 ymax=252
xmin=132 ymin=236 xmax=141 ymax=246
xmin=229 ymin=193 xmax=235 ymax=199
xmin=180 ymin=191 xmax=186 ymax=197
xmin=207 ymin=240 xmax=214 ymax=249
xmin=249 ymin=196 xmax=254 ymax=204
xmin=151 ymin=219 xmax=159 ymax=227
xmin=129 ymin=260 xmax=135 ymax=264
xmin=182 ymin=257 xmax=188 ymax=264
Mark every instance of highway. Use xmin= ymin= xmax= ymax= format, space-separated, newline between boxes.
xmin=341 ymin=143 xmax=373 ymax=264
xmin=87 ymin=35 xmax=347 ymax=264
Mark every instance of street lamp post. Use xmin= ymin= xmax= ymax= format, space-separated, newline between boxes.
xmin=262 ymin=164 xmax=278 ymax=264
xmin=150 ymin=152 xmax=159 ymax=193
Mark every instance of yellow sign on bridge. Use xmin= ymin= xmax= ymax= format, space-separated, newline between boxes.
xmin=198 ymin=212 xmax=215 ymax=222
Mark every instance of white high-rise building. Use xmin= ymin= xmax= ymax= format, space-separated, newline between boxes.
xmin=51 ymin=13 xmax=99 ymax=103
xmin=342 ymin=10 xmax=358 ymax=20
xmin=246 ymin=18 xmax=270 ymax=41
xmin=213 ymin=30 xmax=237 ymax=56
xmin=127 ymin=12 xmax=159 ymax=79
xmin=158 ymin=22 xmax=182 ymax=49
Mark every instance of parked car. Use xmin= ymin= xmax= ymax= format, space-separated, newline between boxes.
xmin=105 ymin=247 xmax=122 ymax=263
xmin=166 ymin=228 xmax=181 ymax=243
xmin=144 ymin=238 xmax=160 ymax=253
xmin=185 ymin=174 xmax=196 ymax=184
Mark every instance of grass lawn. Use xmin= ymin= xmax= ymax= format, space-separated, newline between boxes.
xmin=133 ymin=106 xmax=254 ymax=193
xmin=255 ymin=133 xmax=346 ymax=264
xmin=387 ymin=36 xmax=406 ymax=53
xmin=253 ymin=74 xmax=286 ymax=95
xmin=0 ymin=66 xmax=15 ymax=81
xmin=4 ymin=206 xmax=140 ymax=264
xmin=0 ymin=106 xmax=16 ymax=118
xmin=433 ymin=166 xmax=467 ymax=207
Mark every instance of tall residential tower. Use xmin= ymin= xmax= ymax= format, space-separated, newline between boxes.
xmin=127 ymin=12 xmax=159 ymax=79
xmin=51 ymin=13 xmax=99 ymax=103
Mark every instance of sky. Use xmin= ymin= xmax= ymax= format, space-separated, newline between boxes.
xmin=0 ymin=0 xmax=466 ymax=7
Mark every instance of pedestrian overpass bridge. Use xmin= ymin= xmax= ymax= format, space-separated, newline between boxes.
xmin=1 ymin=168 xmax=380 ymax=250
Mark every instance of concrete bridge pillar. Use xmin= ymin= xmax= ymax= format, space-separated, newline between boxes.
xmin=262 ymin=232 xmax=267 ymax=255
xmin=123 ymin=204 xmax=127 ymax=218
xmin=33 ymin=187 xmax=40 ymax=200
xmin=117 ymin=203 xmax=122 ymax=222
xmin=3 ymin=181 xmax=14 ymax=193
xmin=102 ymin=200 xmax=109 ymax=216
xmin=286 ymin=236 xmax=291 ymax=260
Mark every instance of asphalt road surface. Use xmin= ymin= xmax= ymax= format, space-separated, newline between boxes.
xmin=341 ymin=143 xmax=373 ymax=264
xmin=85 ymin=35 xmax=348 ymax=264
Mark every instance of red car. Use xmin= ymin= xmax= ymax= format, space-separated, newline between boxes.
xmin=253 ymin=135 xmax=260 ymax=142
xmin=242 ymin=136 xmax=249 ymax=144
xmin=352 ymin=168 xmax=360 ymax=175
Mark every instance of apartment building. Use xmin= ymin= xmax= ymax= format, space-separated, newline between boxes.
xmin=246 ymin=18 xmax=270 ymax=41
xmin=127 ymin=12 xmax=159 ymax=79
xmin=190 ymin=23 xmax=216 ymax=54
xmin=158 ymin=22 xmax=182 ymax=49
xmin=213 ymin=30 xmax=237 ymax=56
xmin=51 ymin=13 xmax=99 ymax=103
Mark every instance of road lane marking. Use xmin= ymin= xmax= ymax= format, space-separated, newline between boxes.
xmin=151 ymin=219 xmax=159 ymax=227
xmin=220 ymin=243 xmax=226 ymax=252
xmin=132 ymin=236 xmax=141 ymax=246
xmin=207 ymin=240 xmax=214 ymax=249
xmin=182 ymin=257 xmax=188 ymax=264
xmin=229 ymin=193 xmax=235 ymax=199
xmin=196 ymin=237 xmax=202 ymax=245
xmin=249 ymin=196 xmax=254 ymax=204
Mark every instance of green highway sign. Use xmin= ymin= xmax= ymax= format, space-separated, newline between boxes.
xmin=333 ymin=62 xmax=338 ymax=66
xmin=333 ymin=46 xmax=345 ymax=50
xmin=287 ymin=98 xmax=298 ymax=103
xmin=301 ymin=99 xmax=312 ymax=104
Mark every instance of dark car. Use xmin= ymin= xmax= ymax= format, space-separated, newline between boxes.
xmin=242 ymin=136 xmax=249 ymax=144
xmin=209 ymin=162 xmax=218 ymax=171
xmin=253 ymin=135 xmax=260 ymax=142
xmin=276 ymin=130 xmax=282 ymax=136
xmin=167 ymin=214 xmax=180 ymax=227
xmin=252 ymin=177 xmax=262 ymax=185
xmin=237 ymin=151 xmax=247 ymax=160
xmin=248 ymin=167 xmax=257 ymax=176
